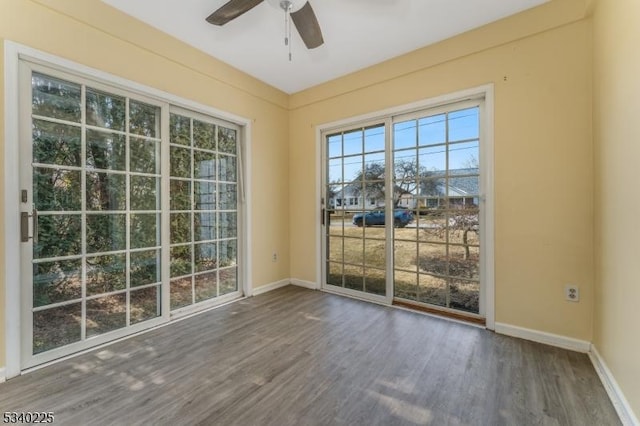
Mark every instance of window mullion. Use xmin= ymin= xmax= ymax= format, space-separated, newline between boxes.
xmin=80 ymin=83 xmax=88 ymax=342
xmin=384 ymin=117 xmax=393 ymax=303
xmin=160 ymin=103 xmax=172 ymax=320
xmin=125 ymin=97 xmax=131 ymax=327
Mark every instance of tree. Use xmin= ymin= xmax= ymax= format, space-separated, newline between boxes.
xmin=341 ymin=162 xmax=383 ymax=208
xmin=393 ymin=158 xmax=421 ymax=207
xmin=32 ymin=76 xmax=164 ymax=306
xmin=448 ymin=208 xmax=479 ymax=260
xmin=349 ymin=159 xmax=431 ymax=208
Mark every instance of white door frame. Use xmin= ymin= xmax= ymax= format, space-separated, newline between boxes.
xmin=316 ymin=84 xmax=495 ymax=328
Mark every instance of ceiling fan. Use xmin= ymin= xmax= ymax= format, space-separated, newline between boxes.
xmin=206 ymin=0 xmax=324 ymax=50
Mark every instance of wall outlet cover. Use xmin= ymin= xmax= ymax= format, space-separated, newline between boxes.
xmin=565 ymin=285 xmax=579 ymax=302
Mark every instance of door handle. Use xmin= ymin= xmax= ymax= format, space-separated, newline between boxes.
xmin=33 ymin=208 xmax=38 ymax=243
xmin=20 ymin=208 xmax=38 ymax=243
xmin=321 ymin=208 xmax=325 ymax=226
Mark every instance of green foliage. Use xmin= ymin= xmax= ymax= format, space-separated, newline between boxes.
xmin=130 ymin=214 xmax=159 ymax=249
xmin=32 ymin=73 xmax=81 ymax=122
xmin=129 ymin=100 xmax=159 ymax=138
xmin=86 ymin=172 xmax=126 ymax=211
xmin=34 ymin=168 xmax=81 ymax=211
xmin=170 ymin=114 xmax=190 ymax=145
xmin=170 ymin=180 xmax=191 ymax=210
xmin=33 ymin=259 xmax=81 ymax=307
xmin=130 ymin=138 xmax=159 ymax=174
xmin=86 ymin=254 xmax=126 ymax=295
xmin=87 ymin=130 xmax=126 ymax=170
xmin=130 ymin=250 xmax=160 ymax=287
xmin=171 ymin=213 xmax=192 ymax=244
xmin=170 ymin=146 xmax=191 ymax=178
xmin=31 ymin=81 xmax=239 ymax=321
xmin=218 ymin=127 xmax=236 ymax=154
xmin=86 ymin=88 xmax=125 ymax=131
xmin=171 ymin=245 xmax=192 ymax=277
xmin=130 ymin=176 xmax=159 ymax=211
xmin=86 ymin=214 xmax=126 ymax=253
xmin=194 ymin=120 xmax=215 ymax=150
xmin=33 ymin=120 xmax=81 ymax=166
xmin=34 ymin=215 xmax=82 ymax=259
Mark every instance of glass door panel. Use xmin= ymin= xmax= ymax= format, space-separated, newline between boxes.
xmin=393 ymin=106 xmax=481 ymax=314
xmin=325 ymin=124 xmax=386 ymax=298
xmin=169 ymin=113 xmax=239 ymax=311
xmin=27 ymin=72 xmax=163 ymax=361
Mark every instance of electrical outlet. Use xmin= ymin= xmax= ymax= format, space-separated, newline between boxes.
xmin=565 ymin=285 xmax=579 ymax=302
xmin=272 ymin=252 xmax=278 ymax=262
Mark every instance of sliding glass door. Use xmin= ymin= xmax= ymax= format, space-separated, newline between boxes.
xmin=322 ymin=100 xmax=486 ymax=318
xmin=19 ymin=62 xmax=243 ymax=368
xmin=325 ymin=124 xmax=388 ymax=299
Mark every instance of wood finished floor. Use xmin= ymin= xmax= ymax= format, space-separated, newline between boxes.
xmin=0 ymin=286 xmax=620 ymax=426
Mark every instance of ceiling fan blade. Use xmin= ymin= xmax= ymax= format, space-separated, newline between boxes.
xmin=290 ymin=1 xmax=324 ymax=49
xmin=206 ymin=0 xmax=264 ymax=26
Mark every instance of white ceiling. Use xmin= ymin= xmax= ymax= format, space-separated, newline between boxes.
xmin=102 ymin=0 xmax=548 ymax=94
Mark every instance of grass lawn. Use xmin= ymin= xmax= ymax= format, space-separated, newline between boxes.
xmin=327 ymin=212 xmax=480 ymax=313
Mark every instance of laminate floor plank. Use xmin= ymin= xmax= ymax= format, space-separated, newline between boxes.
xmin=0 ymin=286 xmax=620 ymax=425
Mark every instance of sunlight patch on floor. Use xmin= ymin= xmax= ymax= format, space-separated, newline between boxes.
xmin=367 ymin=389 xmax=433 ymax=423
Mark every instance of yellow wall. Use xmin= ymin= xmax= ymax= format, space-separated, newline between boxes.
xmin=0 ymin=40 xmax=4 ymax=369
xmin=593 ymin=0 xmax=640 ymax=418
xmin=0 ymin=0 xmax=291 ymax=368
xmin=290 ymin=1 xmax=594 ymax=340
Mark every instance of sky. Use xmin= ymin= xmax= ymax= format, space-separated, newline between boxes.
xmin=327 ymin=107 xmax=480 ymax=186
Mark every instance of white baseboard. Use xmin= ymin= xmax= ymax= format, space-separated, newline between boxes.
xmin=0 ymin=367 xmax=6 ymax=383
xmin=290 ymin=278 xmax=318 ymax=290
xmin=494 ymin=322 xmax=591 ymax=353
xmin=251 ymin=279 xmax=291 ymax=296
xmin=251 ymin=278 xmax=319 ymax=297
xmin=589 ymin=345 xmax=640 ymax=426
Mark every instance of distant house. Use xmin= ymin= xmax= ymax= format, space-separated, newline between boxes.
xmin=328 ymin=182 xmax=383 ymax=211
xmin=329 ymin=168 xmax=479 ymax=211
xmin=408 ymin=168 xmax=480 ymax=210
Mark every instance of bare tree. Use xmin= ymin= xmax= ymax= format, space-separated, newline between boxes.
xmin=349 ymin=162 xmax=385 ymax=206
xmin=393 ymin=158 xmax=421 ymax=207
xmin=448 ymin=209 xmax=479 ymax=260
xmin=350 ymin=158 xmax=437 ymax=208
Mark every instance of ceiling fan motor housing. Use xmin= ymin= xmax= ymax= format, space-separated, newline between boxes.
xmin=280 ymin=1 xmax=293 ymax=12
